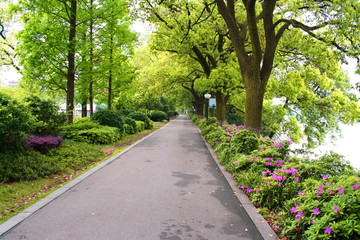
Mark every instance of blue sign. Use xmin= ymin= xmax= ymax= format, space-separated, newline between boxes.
xmin=209 ymin=98 xmax=216 ymax=108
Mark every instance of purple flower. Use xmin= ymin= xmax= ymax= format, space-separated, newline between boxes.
xmin=322 ymin=175 xmax=329 ymax=179
xmin=275 ymin=175 xmax=283 ymax=181
xmin=275 ymin=142 xmax=284 ymax=147
xmin=227 ymin=137 xmax=232 ymax=140
xmin=328 ymin=190 xmax=334 ymax=195
xmin=290 ymin=207 xmax=297 ymax=214
xmin=288 ymin=139 xmax=293 ymax=144
xmin=294 ymin=216 xmax=302 ymax=220
xmin=265 ymin=162 xmax=272 ymax=166
xmin=294 ymin=177 xmax=300 ymax=182
xmin=233 ymin=160 xmax=238 ymax=165
xmin=310 ymin=219 xmax=315 ymax=224
xmin=338 ymin=189 xmax=344 ymax=195
xmin=313 ymin=208 xmax=320 ymax=215
xmin=246 ymin=189 xmax=253 ymax=193
xmin=298 ymin=191 xmax=306 ymax=196
xmin=334 ymin=206 xmax=339 ymax=212
xmin=324 ymin=227 xmax=332 ymax=235
xmin=353 ymin=183 xmax=359 ymax=190
xmin=255 ymin=189 xmax=259 ymax=193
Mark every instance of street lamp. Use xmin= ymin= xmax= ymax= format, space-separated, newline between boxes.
xmin=204 ymin=93 xmax=211 ymax=122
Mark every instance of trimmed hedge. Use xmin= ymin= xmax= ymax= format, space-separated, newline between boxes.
xmin=61 ymin=122 xmax=122 ymax=144
xmin=128 ymin=111 xmax=153 ymax=129
xmin=90 ymin=110 xmax=125 ymax=135
xmin=149 ymin=110 xmax=167 ymax=122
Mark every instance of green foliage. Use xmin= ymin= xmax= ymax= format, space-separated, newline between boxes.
xmin=198 ymin=120 xmax=359 ymax=239
xmin=230 ymin=129 xmax=259 ymax=155
xmin=149 ymin=110 xmax=167 ymax=122
xmin=135 ymin=121 xmax=145 ymax=132
xmin=74 ymin=117 xmax=91 ymax=124
xmin=90 ymin=110 xmax=125 ymax=134
xmin=0 ymin=92 xmax=35 ymax=152
xmin=61 ymin=121 xmax=122 ymax=144
xmin=128 ymin=111 xmax=153 ymax=129
xmin=24 ymin=95 xmax=66 ymax=135
xmin=0 ymin=140 xmax=103 ymax=183
xmin=117 ymin=109 xmax=135 ymax=116
xmin=281 ymin=175 xmax=360 ymax=240
xmin=124 ymin=117 xmax=137 ymax=134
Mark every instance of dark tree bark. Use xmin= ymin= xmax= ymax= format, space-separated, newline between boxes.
xmin=66 ymin=0 xmax=77 ymax=124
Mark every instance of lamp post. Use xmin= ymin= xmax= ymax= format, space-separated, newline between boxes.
xmin=204 ymin=93 xmax=211 ymax=123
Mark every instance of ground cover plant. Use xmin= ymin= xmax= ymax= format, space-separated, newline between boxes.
xmin=193 ymin=116 xmax=360 ymax=239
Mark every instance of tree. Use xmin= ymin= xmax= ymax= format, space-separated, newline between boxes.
xmin=141 ymin=0 xmax=243 ymax=125
xmin=216 ymin=0 xmax=360 ymax=134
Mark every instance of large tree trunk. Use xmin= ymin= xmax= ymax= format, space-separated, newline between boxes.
xmin=89 ymin=0 xmax=94 ymax=116
xmin=215 ymin=91 xmax=227 ymax=126
xmin=66 ymin=0 xmax=77 ymax=124
xmin=244 ymin=75 xmax=266 ymax=135
xmin=81 ymin=99 xmax=87 ymax=117
xmin=108 ymin=34 xmax=114 ymax=110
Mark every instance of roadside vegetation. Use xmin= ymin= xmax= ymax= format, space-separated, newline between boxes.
xmin=0 ymin=91 xmax=172 ymax=223
xmin=193 ymin=115 xmax=360 ymax=240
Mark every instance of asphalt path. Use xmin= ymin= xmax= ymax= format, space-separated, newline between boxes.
xmin=1 ymin=115 xmax=265 ymax=240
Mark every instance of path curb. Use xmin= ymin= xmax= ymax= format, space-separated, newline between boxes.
xmin=0 ymin=125 xmax=165 ymax=237
xmin=199 ymin=129 xmax=279 ymax=240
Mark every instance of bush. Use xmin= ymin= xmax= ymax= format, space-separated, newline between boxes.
xmin=24 ymin=95 xmax=66 ymax=136
xmin=124 ymin=117 xmax=137 ymax=134
xmin=135 ymin=121 xmax=145 ymax=132
xmin=128 ymin=111 xmax=153 ymax=129
xmin=117 ymin=109 xmax=135 ymax=116
xmin=149 ymin=110 xmax=167 ymax=122
xmin=0 ymin=140 xmax=104 ymax=183
xmin=90 ymin=110 xmax=125 ymax=134
xmin=74 ymin=117 xmax=91 ymax=124
xmin=61 ymin=122 xmax=122 ymax=144
xmin=0 ymin=92 xmax=35 ymax=152
xmin=26 ymin=135 xmax=63 ymax=153
xmin=281 ymin=175 xmax=360 ymax=240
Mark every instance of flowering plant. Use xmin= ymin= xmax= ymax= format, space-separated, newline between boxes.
xmin=281 ymin=175 xmax=360 ymax=239
xmin=26 ymin=135 xmax=63 ymax=153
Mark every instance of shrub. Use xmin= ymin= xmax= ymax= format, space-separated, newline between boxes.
xmin=61 ymin=121 xmax=122 ymax=144
xmin=117 ymin=109 xmax=135 ymax=116
xmin=62 ymin=124 xmax=122 ymax=144
xmin=149 ymin=110 xmax=167 ymax=122
xmin=280 ymin=175 xmax=360 ymax=240
xmin=135 ymin=121 xmax=145 ymax=132
xmin=0 ymin=151 xmax=61 ymax=182
xmin=124 ymin=117 xmax=137 ymax=134
xmin=90 ymin=110 xmax=125 ymax=134
xmin=74 ymin=117 xmax=91 ymax=124
xmin=0 ymin=141 xmax=104 ymax=183
xmin=26 ymin=135 xmax=63 ymax=153
xmin=128 ymin=111 xmax=153 ymax=129
xmin=0 ymin=92 xmax=35 ymax=152
xmin=24 ymin=95 xmax=66 ymax=136
xmin=230 ymin=129 xmax=259 ymax=155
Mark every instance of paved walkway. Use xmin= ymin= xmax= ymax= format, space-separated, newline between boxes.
xmin=0 ymin=115 xmax=276 ymax=240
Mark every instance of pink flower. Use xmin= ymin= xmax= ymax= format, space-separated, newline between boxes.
xmin=353 ymin=183 xmax=359 ymax=190
xmin=324 ymin=227 xmax=332 ymax=235
xmin=294 ymin=177 xmax=300 ymax=182
xmin=288 ymin=139 xmax=293 ymax=144
xmin=233 ymin=160 xmax=238 ymax=165
xmin=246 ymin=189 xmax=253 ymax=193
xmin=310 ymin=219 xmax=315 ymax=224
xmin=328 ymin=190 xmax=334 ymax=194
xmin=255 ymin=189 xmax=259 ymax=193
xmin=290 ymin=207 xmax=297 ymax=214
xmin=294 ymin=216 xmax=302 ymax=220
xmin=313 ymin=208 xmax=320 ymax=215
xmin=334 ymin=206 xmax=339 ymax=212
xmin=322 ymin=175 xmax=329 ymax=179
xmin=338 ymin=189 xmax=344 ymax=195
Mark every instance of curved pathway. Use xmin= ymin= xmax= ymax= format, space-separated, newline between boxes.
xmin=0 ymin=115 xmax=271 ymax=240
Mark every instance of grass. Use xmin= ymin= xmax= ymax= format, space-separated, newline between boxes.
xmin=0 ymin=123 xmax=166 ymax=224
